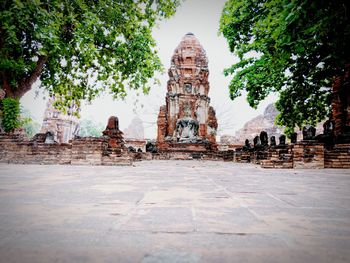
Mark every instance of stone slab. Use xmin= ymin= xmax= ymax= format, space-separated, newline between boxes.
xmin=0 ymin=161 xmax=349 ymax=262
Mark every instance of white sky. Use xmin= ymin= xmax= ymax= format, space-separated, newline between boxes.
xmin=21 ymin=0 xmax=277 ymax=139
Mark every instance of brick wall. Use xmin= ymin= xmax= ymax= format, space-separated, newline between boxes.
xmin=261 ymin=147 xmax=293 ymax=169
xmin=71 ymin=137 xmax=105 ymax=165
xmin=124 ymin=139 xmax=147 ymax=152
xmin=0 ymin=133 xmax=132 ymax=165
xmin=151 ymin=151 xmax=233 ymax=161
xmin=1 ymin=133 xmax=349 ymax=168
xmin=325 ymin=144 xmax=350 ymax=168
xmin=292 ymin=142 xmax=325 ymax=169
xmin=235 ymin=142 xmax=350 ymax=169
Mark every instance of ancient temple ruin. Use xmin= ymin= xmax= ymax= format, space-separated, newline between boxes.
xmin=157 ymin=33 xmax=218 ymax=152
xmin=40 ymin=97 xmax=80 ymax=143
xmin=1 ymin=36 xmax=349 ymax=167
xmin=331 ymin=64 xmax=350 ymax=143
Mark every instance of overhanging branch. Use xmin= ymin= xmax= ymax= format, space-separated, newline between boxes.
xmin=14 ymin=55 xmax=48 ymax=98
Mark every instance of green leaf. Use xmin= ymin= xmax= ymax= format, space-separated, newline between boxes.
xmin=1 ymin=98 xmax=21 ymax=132
xmin=219 ymin=0 xmax=348 ymax=131
xmin=0 ymin=0 xmax=181 ymax=109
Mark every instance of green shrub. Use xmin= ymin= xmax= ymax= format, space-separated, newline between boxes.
xmin=1 ymin=98 xmax=20 ymax=132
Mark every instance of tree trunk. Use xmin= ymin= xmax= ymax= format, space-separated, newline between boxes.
xmin=1 ymin=73 xmax=14 ymax=98
xmin=14 ymin=55 xmax=48 ymax=98
xmin=1 ymin=55 xmax=48 ymax=99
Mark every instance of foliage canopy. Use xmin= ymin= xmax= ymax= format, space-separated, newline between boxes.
xmin=220 ymin=0 xmax=350 ymax=131
xmin=79 ymin=118 xmax=104 ymax=137
xmin=20 ymin=107 xmax=40 ymax=138
xmin=0 ymin=0 xmax=180 ymax=110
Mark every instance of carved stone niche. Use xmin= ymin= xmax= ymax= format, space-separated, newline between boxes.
xmin=184 ymin=83 xmax=192 ymax=93
xmin=175 ymin=117 xmax=199 ymax=143
xmin=44 ymin=131 xmax=55 ymax=144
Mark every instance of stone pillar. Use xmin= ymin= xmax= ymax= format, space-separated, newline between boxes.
xmin=331 ymin=65 xmax=350 ymax=140
xmin=207 ymin=106 xmax=218 ymax=143
xmin=157 ymin=106 xmax=167 ymax=143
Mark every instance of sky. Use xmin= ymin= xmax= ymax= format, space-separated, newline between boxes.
xmin=21 ymin=0 xmax=277 ymax=139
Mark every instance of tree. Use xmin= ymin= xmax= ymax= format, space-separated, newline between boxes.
xmin=20 ymin=107 xmax=40 ymax=138
xmin=79 ymin=118 xmax=104 ymax=137
xmin=0 ymin=0 xmax=180 ymax=111
xmin=219 ymin=0 xmax=350 ymax=132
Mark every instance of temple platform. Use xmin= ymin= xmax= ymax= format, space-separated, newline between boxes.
xmin=0 ymin=161 xmax=349 ymax=263
xmin=158 ymin=141 xmax=216 ymax=153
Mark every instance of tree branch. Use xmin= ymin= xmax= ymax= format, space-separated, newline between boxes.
xmin=14 ymin=55 xmax=48 ymax=98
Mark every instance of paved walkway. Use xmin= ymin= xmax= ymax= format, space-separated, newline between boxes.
xmin=0 ymin=161 xmax=349 ymax=263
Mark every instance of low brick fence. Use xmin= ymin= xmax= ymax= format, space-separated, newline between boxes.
xmin=325 ymin=144 xmax=350 ymax=168
xmin=1 ymin=133 xmax=349 ymax=168
xmin=237 ymin=141 xmax=350 ymax=169
xmin=0 ymin=133 xmax=132 ymax=166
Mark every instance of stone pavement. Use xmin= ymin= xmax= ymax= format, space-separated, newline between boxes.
xmin=0 ymin=161 xmax=349 ymax=263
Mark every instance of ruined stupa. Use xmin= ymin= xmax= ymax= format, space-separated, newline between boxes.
xmin=40 ymin=97 xmax=80 ymax=143
xmin=157 ymin=33 xmax=218 ymax=152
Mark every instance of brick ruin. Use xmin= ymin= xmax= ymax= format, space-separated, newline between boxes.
xmin=0 ymin=116 xmax=135 ymax=165
xmin=232 ymin=65 xmax=350 ymax=169
xmin=233 ymin=129 xmax=350 ymax=169
xmin=331 ymin=64 xmax=350 ymax=142
xmin=233 ymin=130 xmax=323 ymax=169
xmin=0 ymin=39 xmax=349 ymax=168
xmin=1 ymin=68 xmax=349 ymax=167
xmin=1 ymin=100 xmax=349 ymax=167
xmin=40 ymin=97 xmax=80 ymax=143
xmin=1 ymin=65 xmax=349 ymax=167
xmin=234 ymin=105 xmax=350 ymax=169
xmin=157 ymin=33 xmax=218 ymax=156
